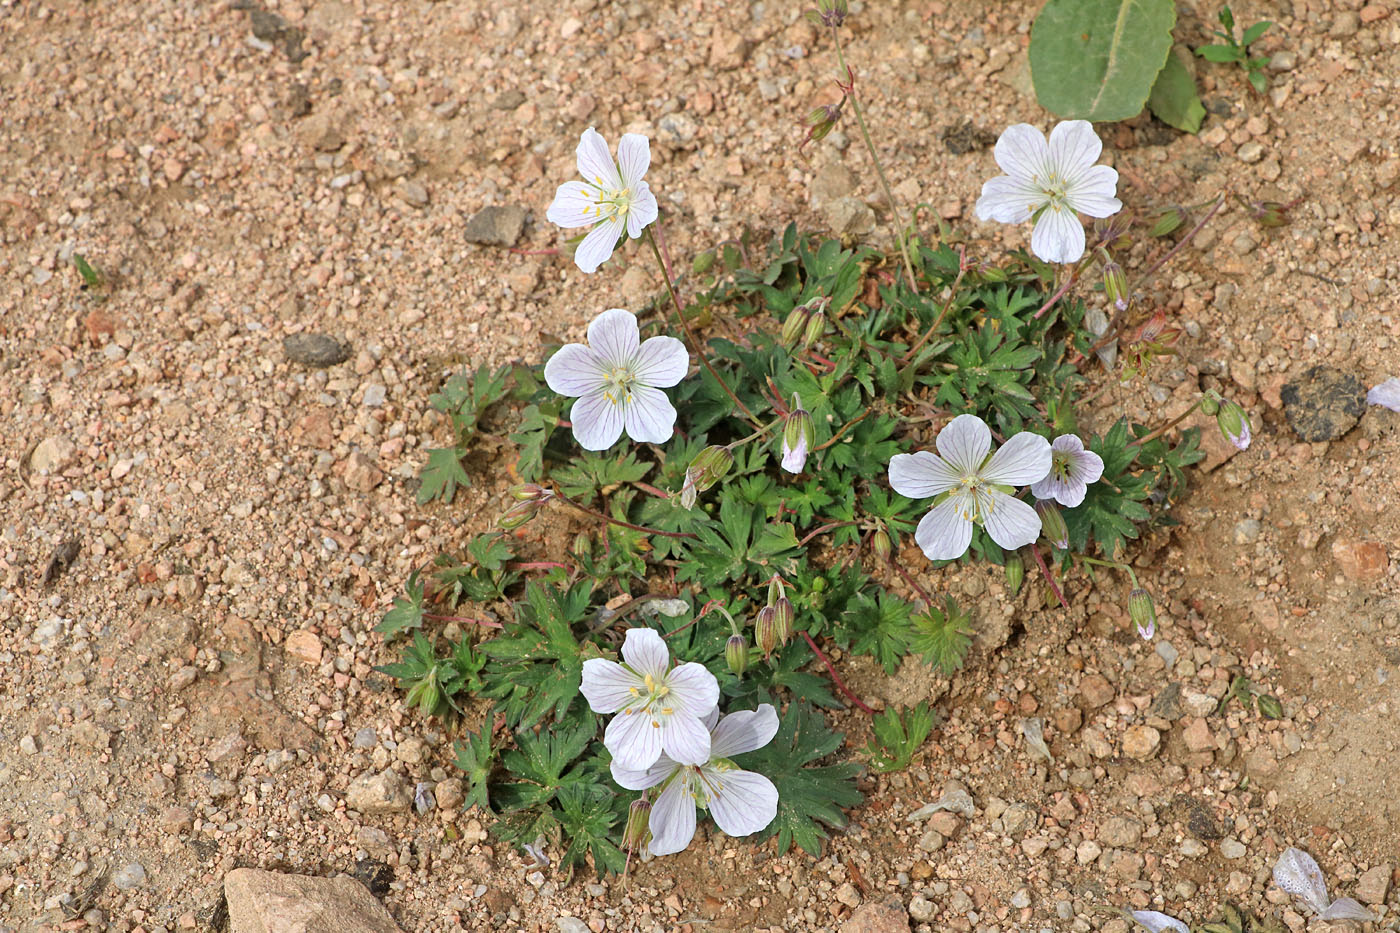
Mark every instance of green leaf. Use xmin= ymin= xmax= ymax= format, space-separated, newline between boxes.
xmin=1247 ymin=68 xmax=1267 ymax=94
xmin=906 ymin=598 xmax=975 ymax=675
xmin=1148 ymin=49 xmax=1205 ymax=133
xmin=418 ymin=447 xmax=472 ymax=505
xmin=453 ymin=726 xmax=495 ymax=812
xmin=552 ymin=449 xmax=652 ymax=505
xmin=556 ymin=784 xmax=627 ymax=878
xmin=376 ymin=571 xmax=426 ymax=638
xmin=843 ymin=589 xmax=913 ymax=675
xmin=1240 ymin=20 xmax=1272 ymax=46
xmin=1030 ymin=0 xmax=1177 ymax=122
xmin=865 ymin=702 xmax=937 ymax=773
xmin=737 ymin=702 xmax=863 ymax=856
xmin=479 ymin=581 xmax=592 ymax=730
xmin=1196 ymin=44 xmax=1242 ymax=62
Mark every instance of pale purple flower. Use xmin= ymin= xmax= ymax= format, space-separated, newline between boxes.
xmin=1030 ymin=434 xmax=1105 ymax=508
xmin=888 ymin=414 xmax=1053 ymax=562
xmin=580 ymin=628 xmax=719 ymax=771
xmin=547 ymin=128 xmax=659 ymax=273
xmin=1273 ymin=846 xmax=1376 ymax=922
xmin=1130 ymin=911 xmax=1188 ymax=933
xmin=611 ymin=705 xmax=780 ymax=857
xmin=1367 ymin=377 xmax=1400 ymax=411
xmin=975 ymin=121 xmax=1122 ymax=264
xmin=544 ymin=308 xmax=688 ymax=451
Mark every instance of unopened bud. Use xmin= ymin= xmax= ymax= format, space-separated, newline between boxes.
xmin=1198 ymin=394 xmax=1221 ymax=416
xmin=1148 ymin=206 xmax=1185 ymax=238
xmin=781 ymin=401 xmax=815 ymax=474
xmin=1102 ymin=261 xmax=1129 ymax=312
xmin=755 ymin=606 xmax=778 ymax=656
xmin=781 ymin=306 xmax=812 ymax=349
xmin=772 ymin=597 xmax=794 ymax=646
xmin=726 ymin=634 xmax=749 ymax=676
xmin=1256 ymin=694 xmax=1284 ymax=720
xmin=1238 ymin=196 xmax=1294 ymax=228
xmin=692 ymin=250 xmax=716 ymax=275
xmin=688 ymin=445 xmax=734 ymax=492
xmin=1004 ymin=553 xmax=1025 ymax=596
xmin=1093 ymin=212 xmax=1133 ymax=249
xmin=872 ymin=528 xmax=893 ymax=563
xmin=405 ymin=673 xmax=441 ymax=715
xmin=1216 ymin=398 xmax=1251 ymax=451
xmin=1035 ymin=499 xmax=1069 ymax=550
xmin=510 ymin=483 xmax=551 ymax=502
xmin=802 ymin=310 xmax=827 ymax=350
xmin=767 ymin=575 xmax=784 ymax=607
xmin=572 ymin=531 xmax=593 ymax=561
xmin=1128 ymin=588 xmax=1156 ymax=640
xmin=623 ymin=797 xmax=652 ymax=853
xmin=498 ymin=498 xmax=544 ymax=530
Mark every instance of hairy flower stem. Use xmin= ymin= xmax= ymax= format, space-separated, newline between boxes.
xmin=422 ymin=613 xmax=503 ymax=629
xmin=1031 ymin=261 xmax=1083 ymax=320
xmin=800 ymin=630 xmax=876 ymax=715
xmin=554 ymin=490 xmax=698 ymax=540
xmin=886 ymin=554 xmax=937 ymax=608
xmin=1028 ymin=544 xmax=1070 ymax=610
xmin=797 ymin=520 xmax=861 ymax=548
xmin=1127 ymin=398 xmax=1204 ymax=449
xmin=645 ymin=227 xmax=763 ymax=428
xmin=729 ymin=417 xmax=782 ymax=449
xmin=1077 ymin=554 xmax=1140 ymax=588
xmin=829 ymin=29 xmax=919 ymax=295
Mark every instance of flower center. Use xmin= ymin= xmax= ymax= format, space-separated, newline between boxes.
xmin=626 ymin=671 xmax=675 ymax=727
xmin=602 ymin=365 xmax=637 ymax=407
xmin=588 ymin=181 xmax=634 ymax=222
xmin=1032 ymin=171 xmax=1070 ymax=213
xmin=1051 ymin=451 xmax=1072 ymax=481
xmin=952 ymin=478 xmax=995 ymax=524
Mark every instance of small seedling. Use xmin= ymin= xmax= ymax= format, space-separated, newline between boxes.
xmin=1196 ymin=5 xmax=1274 ymax=94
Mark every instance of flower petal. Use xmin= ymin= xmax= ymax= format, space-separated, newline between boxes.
xmin=993 ymin=123 xmax=1050 ymax=182
xmin=914 ymin=496 xmax=974 ymax=562
xmin=626 ymin=182 xmax=659 ymax=238
xmin=605 ymin=707 xmax=664 ymax=771
xmin=660 ymin=712 xmax=712 ymax=766
xmin=981 ymin=431 xmax=1052 ymax=486
xmin=709 ymin=704 xmax=779 ymax=758
xmin=546 ymin=180 xmax=602 ymax=229
xmin=1367 ymin=377 xmax=1400 ymax=411
xmin=1273 ymin=847 xmax=1331 ymax=916
xmin=1129 ymin=911 xmax=1190 ymax=933
xmin=575 ymin=127 xmax=622 ymax=190
xmin=620 ymin=627 xmax=670 ymax=678
xmin=974 ymin=175 xmax=1044 ymax=224
xmin=616 ymin=133 xmax=651 ymax=187
xmin=1069 ymin=446 xmax=1104 ymax=484
xmin=1047 ymin=119 xmax=1103 ymax=179
xmin=704 ymin=768 xmax=778 ymax=838
xmin=633 ymin=334 xmax=689 ymax=387
xmin=543 ymin=343 xmax=606 ymax=398
xmin=579 ymin=658 xmax=641 ymax=714
xmin=1030 ymin=472 xmax=1085 ymax=508
xmin=622 ymin=384 xmax=677 ymax=444
xmin=611 ymin=756 xmax=678 ymax=791
xmin=647 ymin=775 xmax=697 ymax=856
xmin=888 ymin=451 xmax=961 ymax=499
xmin=573 ymin=216 xmax=623 ymax=273
xmin=1065 ymin=164 xmax=1121 ymax=218
xmin=587 ymin=308 xmax=641 ymax=367
xmin=935 ymin=414 xmax=993 ymax=475
xmin=780 ymin=434 xmax=808 ymax=473
xmin=665 ymin=662 xmax=721 ymax=718
xmin=1319 ymin=899 xmax=1375 ymax=922
xmin=568 ymin=391 xmax=625 ymax=451
xmin=981 ymin=490 xmax=1042 ymax=551
xmin=1030 ymin=205 xmax=1086 ymax=264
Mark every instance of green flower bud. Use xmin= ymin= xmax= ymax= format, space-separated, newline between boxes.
xmin=1004 ymin=553 xmax=1025 ymax=596
xmin=1198 ymin=394 xmax=1221 ymax=416
xmin=1149 ymin=206 xmax=1186 ymax=238
xmin=1256 ymin=694 xmax=1284 ymax=720
xmin=405 ymin=669 xmax=441 ymax=715
xmin=623 ymin=797 xmax=651 ymax=852
xmin=1102 ymin=261 xmax=1129 ymax=312
xmin=572 ymin=531 xmax=593 ymax=561
xmin=498 ymin=498 xmax=543 ymax=530
xmin=766 ymin=575 xmax=784 ymax=607
xmin=1216 ymin=398 xmax=1251 ymax=451
xmin=1035 ymin=499 xmax=1069 ymax=550
xmin=801 ymin=310 xmax=827 ymax=350
xmin=509 ymin=483 xmax=550 ymax=502
xmin=1128 ymin=588 xmax=1156 ymax=640
xmin=781 ymin=402 xmax=815 ymax=474
xmin=782 ymin=306 xmax=812 ymax=349
xmin=692 ymin=250 xmax=716 ymax=275
xmin=726 ymin=634 xmax=749 ymax=676
xmin=872 ymin=528 xmax=893 ymax=563
xmin=755 ymin=605 xmax=778 ymax=656
xmin=690 ymin=445 xmax=734 ymax=492
xmin=772 ymin=597 xmax=794 ymax=646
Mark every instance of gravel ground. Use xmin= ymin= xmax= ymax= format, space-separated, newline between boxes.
xmin=2 ymin=0 xmax=1398 ymax=931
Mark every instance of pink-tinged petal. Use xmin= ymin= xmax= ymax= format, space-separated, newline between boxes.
xmin=1069 ymin=447 xmax=1104 ymax=484
xmin=982 ymin=431 xmax=1052 ymax=486
xmin=780 ymin=433 xmax=808 ymax=473
xmin=1368 ymin=377 xmax=1400 ymax=411
xmin=633 ymin=334 xmax=689 ymax=387
xmin=981 ymin=490 xmax=1042 ymax=551
xmin=569 ymin=391 xmax=625 ymax=451
xmin=622 ymin=384 xmax=677 ymax=444
xmin=575 ymin=127 xmax=622 ymax=190
xmin=619 ymin=627 xmax=670 ymax=677
xmin=605 ymin=707 xmax=664 ymax=771
xmin=666 ymin=662 xmax=721 ymax=718
xmin=611 ymin=756 xmax=678 ymax=791
xmin=660 ymin=712 xmax=712 ymax=766
xmin=914 ymin=496 xmax=975 ymax=562
xmin=1047 ymin=120 xmax=1103 ymax=179
xmin=888 ymin=451 xmax=961 ymax=499
xmin=709 ymin=704 xmax=779 ymax=759
xmin=1030 ymin=205 xmax=1085 ymax=264
xmin=546 ymin=180 xmax=602 ymax=229
xmin=579 ymin=658 xmax=641 ymax=714
xmin=703 ymin=768 xmax=778 ymax=838
xmin=975 ymin=175 xmax=1044 ymax=224
xmin=573 ymin=216 xmax=623 ymax=273
xmin=626 ymin=183 xmax=659 ymax=238
xmin=587 ymin=308 xmax=641 ymax=367
xmin=647 ymin=776 xmax=697 ymax=856
xmin=1065 ymin=164 xmax=1121 ymax=217
xmin=543 ymin=343 xmax=606 ymax=398
xmin=993 ymin=123 xmax=1050 ymax=182
xmin=1031 ymin=473 xmax=1086 ymax=508
xmin=616 ymin=133 xmax=651 ymax=187
xmin=935 ymin=414 xmax=993 ymax=475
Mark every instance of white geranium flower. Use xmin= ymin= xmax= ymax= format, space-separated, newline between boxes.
xmin=975 ymin=121 xmax=1122 ymax=264
xmin=547 ymin=127 xmax=659 ymax=273
xmin=611 ymin=705 xmax=780 ymax=857
xmin=1273 ymin=846 xmax=1376 ymax=922
xmin=1030 ymin=434 xmax=1105 ymax=508
xmin=888 ymin=414 xmax=1052 ymax=561
xmin=580 ymin=628 xmax=720 ymax=771
xmin=544 ymin=308 xmax=689 ymax=451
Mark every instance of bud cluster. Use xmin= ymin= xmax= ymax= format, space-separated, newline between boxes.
xmin=756 ymin=576 xmax=795 ymax=657
xmin=781 ymin=297 xmax=830 ymax=352
xmin=498 ymin=484 xmax=556 ymax=529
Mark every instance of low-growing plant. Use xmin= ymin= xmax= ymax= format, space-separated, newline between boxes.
xmin=1196 ymin=5 xmax=1274 ymax=95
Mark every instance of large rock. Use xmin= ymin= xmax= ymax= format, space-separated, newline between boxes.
xmin=463 ymin=205 xmax=527 ymax=247
xmin=29 ymin=435 xmax=77 ymax=474
xmin=346 ymin=769 xmax=411 ymax=814
xmin=224 ymin=868 xmax=406 ymax=933
xmin=839 ymin=896 xmax=911 ymax=933
xmin=1280 ymin=365 xmax=1366 ymax=441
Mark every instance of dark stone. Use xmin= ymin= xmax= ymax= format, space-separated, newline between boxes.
xmin=1280 ymin=365 xmax=1366 ymax=441
xmin=1173 ymin=794 xmax=1224 ymax=839
xmin=287 ymin=83 xmax=312 ymax=119
xmin=492 ymin=89 xmax=527 ymax=111
xmin=463 ymin=205 xmax=527 ymax=247
xmin=940 ymin=121 xmax=997 ymax=155
xmin=1149 ymin=681 xmax=1183 ymax=721
xmin=352 ymin=858 xmax=394 ymax=899
xmin=283 ymin=333 xmax=350 ymax=368
xmin=246 ymin=6 xmax=308 ymax=63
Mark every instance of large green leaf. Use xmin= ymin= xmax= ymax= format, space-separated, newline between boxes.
xmin=1030 ymin=0 xmax=1177 ymax=122
xmin=1148 ymin=48 xmax=1205 ymax=133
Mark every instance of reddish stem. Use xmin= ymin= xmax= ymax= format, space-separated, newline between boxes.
xmin=800 ymin=630 xmax=875 ymax=716
xmin=510 ymin=247 xmax=559 ymax=256
xmin=507 ymin=561 xmax=570 ymax=572
xmin=887 ymin=555 xmax=936 ymax=608
xmin=422 ymin=613 xmax=502 ymax=629
xmin=797 ymin=520 xmax=859 ymax=548
xmin=1028 ymin=544 xmax=1069 ymax=610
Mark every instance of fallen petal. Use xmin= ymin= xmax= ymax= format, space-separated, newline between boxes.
xmin=1367 ymin=377 xmax=1400 ymax=411
xmin=1319 ymin=898 xmax=1375 ymax=922
xmin=1130 ymin=910 xmax=1190 ymax=933
xmin=1273 ymin=846 xmax=1331 ymax=916
xmin=1020 ymin=717 xmax=1053 ymax=763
